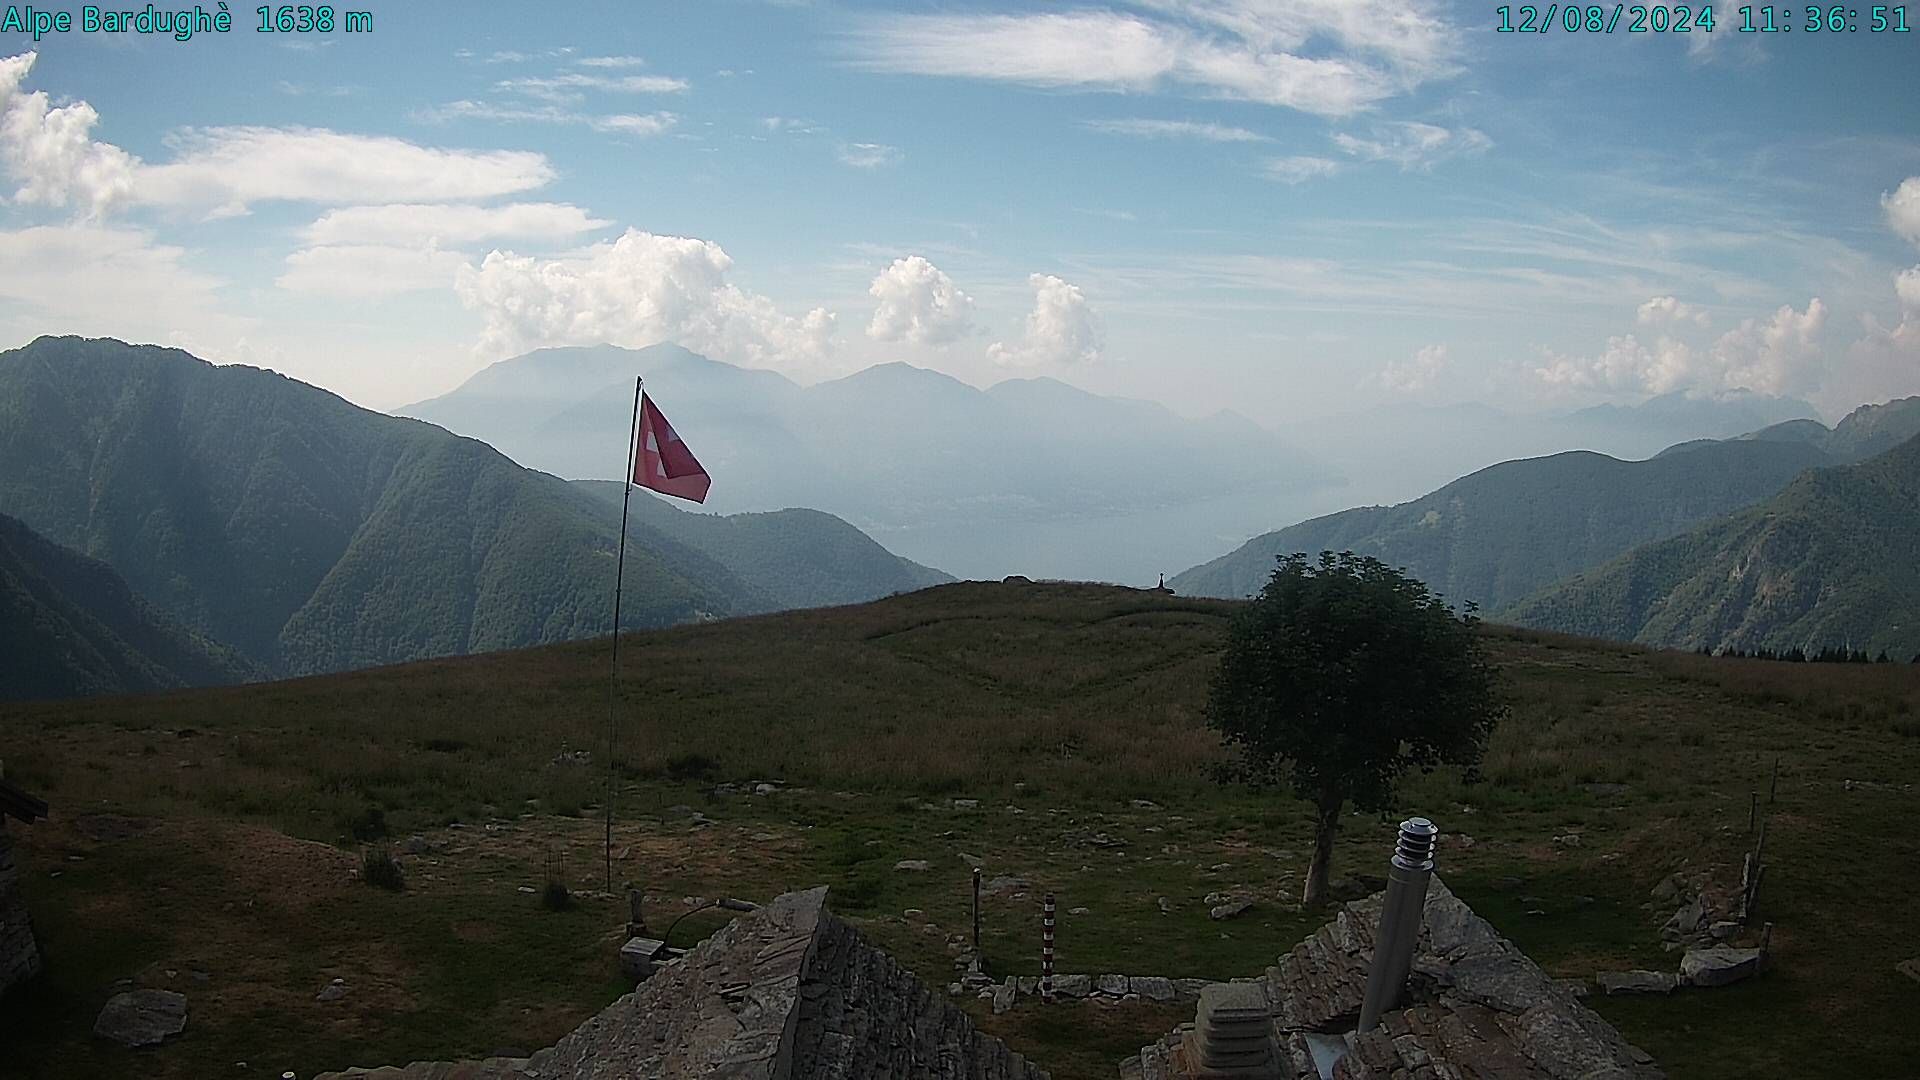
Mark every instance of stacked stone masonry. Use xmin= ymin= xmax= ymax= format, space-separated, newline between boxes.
xmin=1123 ymin=878 xmax=1665 ymax=1080
xmin=0 ymin=821 xmax=43 ymax=996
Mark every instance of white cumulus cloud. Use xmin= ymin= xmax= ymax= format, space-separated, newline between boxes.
xmin=0 ymin=51 xmax=137 ymax=217
xmin=454 ymin=228 xmax=838 ymax=369
xmin=1535 ymin=299 xmax=1827 ymax=398
xmin=1636 ymin=295 xmax=1710 ymax=328
xmin=989 ymin=273 xmax=1103 ymax=368
xmin=867 ymin=256 xmax=977 ymax=346
xmin=1 ymin=52 xmax=559 ymax=218
xmin=1886 ymin=177 xmax=1920 ymax=247
xmin=1376 ymin=343 xmax=1449 ymax=393
xmin=1897 ymin=266 xmax=1920 ymax=313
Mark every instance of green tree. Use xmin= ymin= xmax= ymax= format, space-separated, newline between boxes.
xmin=1205 ymin=551 xmax=1507 ymax=907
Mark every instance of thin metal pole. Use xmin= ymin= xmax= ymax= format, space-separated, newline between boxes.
xmin=605 ymin=376 xmax=643 ymax=894
xmin=1041 ymin=893 xmax=1055 ymax=1003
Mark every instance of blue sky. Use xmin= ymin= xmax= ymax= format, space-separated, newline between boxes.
xmin=1 ymin=0 xmax=1917 ymax=421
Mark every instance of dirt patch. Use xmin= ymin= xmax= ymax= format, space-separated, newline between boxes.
xmin=72 ymin=813 xmax=156 ymax=843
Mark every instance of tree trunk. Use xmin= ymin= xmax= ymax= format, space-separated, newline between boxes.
xmin=1302 ymin=788 xmax=1343 ymax=908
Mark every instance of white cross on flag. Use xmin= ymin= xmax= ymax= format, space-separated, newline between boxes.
xmin=632 ymin=393 xmax=711 ymax=503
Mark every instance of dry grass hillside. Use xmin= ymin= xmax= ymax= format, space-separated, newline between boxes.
xmin=4 ymin=581 xmax=1918 ymax=1078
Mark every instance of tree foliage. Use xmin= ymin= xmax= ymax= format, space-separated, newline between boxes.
xmin=1205 ymin=551 xmax=1506 ymax=902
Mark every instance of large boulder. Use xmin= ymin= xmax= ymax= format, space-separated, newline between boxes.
xmin=1681 ymin=947 xmax=1764 ymax=988
xmin=93 ymin=989 xmax=188 ymax=1047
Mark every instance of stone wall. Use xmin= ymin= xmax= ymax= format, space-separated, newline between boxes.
xmin=0 ymin=820 xmax=44 ymax=996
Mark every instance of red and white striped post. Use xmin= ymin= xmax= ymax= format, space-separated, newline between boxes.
xmin=1041 ymin=892 xmax=1056 ymax=1003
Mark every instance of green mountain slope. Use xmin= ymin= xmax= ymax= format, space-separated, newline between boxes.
xmin=0 ymin=337 xmax=938 ymax=678
xmin=573 ymin=481 xmax=951 ymax=610
xmin=0 ymin=512 xmax=256 ymax=700
xmin=1170 ymin=439 xmax=1834 ymax=611
xmin=1501 ymin=433 xmax=1920 ymax=657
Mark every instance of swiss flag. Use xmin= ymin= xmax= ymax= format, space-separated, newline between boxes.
xmin=633 ymin=393 xmax=711 ymax=503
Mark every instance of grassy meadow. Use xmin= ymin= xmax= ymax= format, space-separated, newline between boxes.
xmin=4 ymin=581 xmax=1919 ymax=1078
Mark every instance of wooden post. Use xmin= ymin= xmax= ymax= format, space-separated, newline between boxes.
xmin=1768 ymin=756 xmax=1779 ymax=804
xmin=1748 ymin=790 xmax=1758 ymax=834
xmin=972 ymin=867 xmax=982 ymax=957
xmin=1041 ymin=893 xmax=1055 ymax=1003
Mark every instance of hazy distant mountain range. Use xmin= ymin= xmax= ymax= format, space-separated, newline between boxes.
xmin=0 ymin=511 xmax=256 ymax=700
xmin=1506 ymin=424 xmax=1920 ymax=658
xmin=400 ymin=343 xmax=1335 ymax=583
xmin=1175 ymin=397 xmax=1920 ymax=656
xmin=0 ymin=337 xmax=945 ymax=690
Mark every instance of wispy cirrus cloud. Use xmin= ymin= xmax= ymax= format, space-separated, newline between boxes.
xmin=845 ymin=2 xmax=1462 ymax=117
xmin=1262 ymin=155 xmax=1341 ymax=183
xmin=1084 ymin=117 xmax=1269 ymax=142
xmin=495 ymin=72 xmax=689 ymax=102
xmin=415 ymin=100 xmax=677 ymax=137
xmin=1332 ymin=121 xmax=1489 ymax=169
xmin=838 ymin=142 xmax=903 ymax=168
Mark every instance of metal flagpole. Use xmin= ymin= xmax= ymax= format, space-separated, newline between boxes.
xmin=606 ymin=376 xmax=643 ymax=894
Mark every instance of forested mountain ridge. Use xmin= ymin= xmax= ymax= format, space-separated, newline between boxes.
xmin=0 ymin=511 xmax=256 ymax=700
xmin=1501 ymin=431 xmax=1920 ymax=658
xmin=572 ymin=480 xmax=950 ymax=611
xmin=1169 ymin=439 xmax=1834 ymax=611
xmin=0 ymin=337 xmax=944 ymax=679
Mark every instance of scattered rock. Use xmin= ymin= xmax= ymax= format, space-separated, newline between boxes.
xmin=1052 ymin=974 xmax=1092 ymax=999
xmin=1662 ymin=896 xmax=1707 ymax=939
xmin=1552 ymin=832 xmax=1583 ymax=848
xmin=1708 ymin=920 xmax=1739 ymax=942
xmin=316 ymin=978 xmax=348 ymax=1003
xmin=551 ymin=749 xmax=591 ymax=767
xmin=1208 ymin=862 xmax=1232 ymax=872
xmin=992 ymin=978 xmax=1016 ymax=1014
xmin=749 ymin=832 xmax=777 ymax=842
xmin=1595 ymin=970 xmax=1679 ymax=995
xmin=1551 ymin=977 xmax=1591 ymax=999
xmin=754 ymin=783 xmax=776 ymax=796
xmin=903 ymin=908 xmax=924 ymax=918
xmin=893 ymin=860 xmax=930 ymax=872
xmin=1681 ymin=947 xmax=1764 ymax=987
xmin=1157 ymin=897 xmax=1171 ymax=915
xmin=1649 ymin=875 xmax=1681 ymax=904
xmin=1209 ymin=899 xmax=1253 ymax=921
xmin=1068 ymin=906 xmax=1089 ymax=916
xmin=981 ymin=875 xmax=1029 ymax=896
xmin=1130 ymin=799 xmax=1162 ymax=811
xmin=1896 ymin=959 xmax=1920 ymax=985
xmin=93 ymin=989 xmax=188 ymax=1047
xmin=960 ymin=852 xmax=983 ymax=867
xmin=1131 ymin=976 xmax=1176 ymax=1002
xmin=950 ymin=799 xmax=979 ymax=810
xmin=1203 ymin=891 xmax=1229 ymax=905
